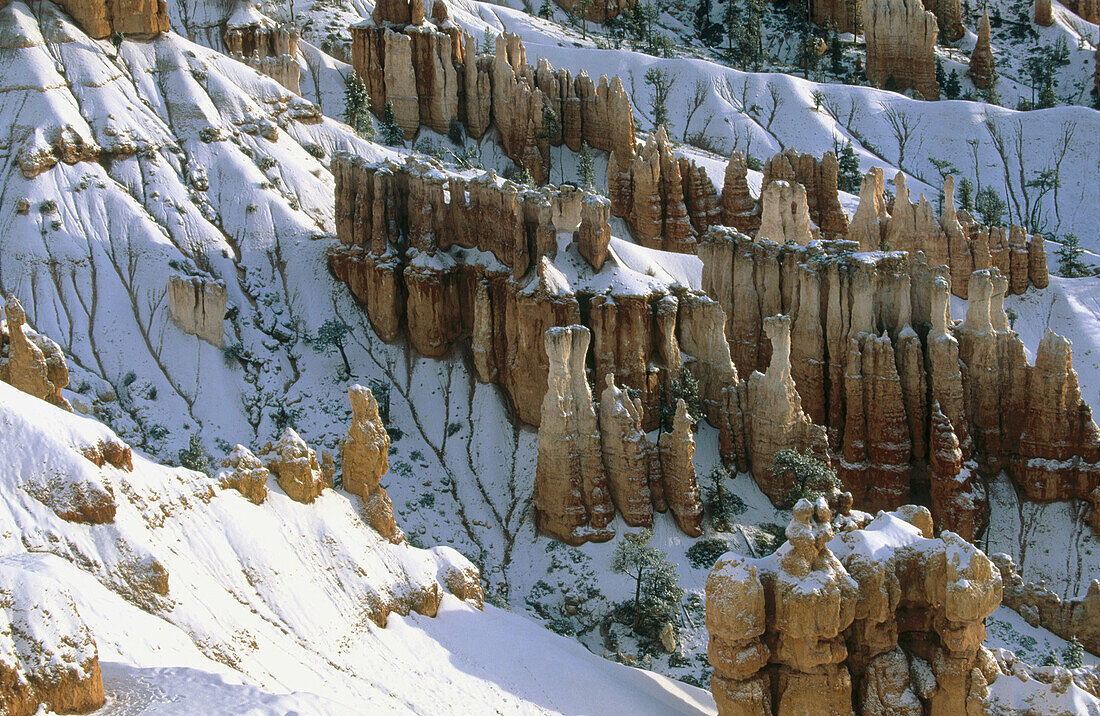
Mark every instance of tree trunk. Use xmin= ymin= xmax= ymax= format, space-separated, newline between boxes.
xmin=633 ymin=569 xmax=643 ymax=630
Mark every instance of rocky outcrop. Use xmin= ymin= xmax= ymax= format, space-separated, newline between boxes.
xmin=849 ymin=171 xmax=1048 ymax=298
xmin=57 ymin=0 xmax=169 ymax=40
xmin=351 ymin=24 xmax=633 ymax=181
xmin=216 ymin=445 xmax=269 ymax=505
xmin=332 ymin=155 xmax=692 ymax=432
xmin=260 ymin=428 xmax=332 ymax=504
xmin=599 ymin=373 xmax=653 ymax=527
xmin=761 ymin=149 xmax=849 ymax=240
xmin=706 ymin=503 xmax=1002 ymax=715
xmin=1075 ymin=0 xmax=1100 ymax=21
xmin=923 ymin=0 xmax=965 ymax=41
xmin=0 ymin=567 xmax=106 ymax=716
xmin=968 ymin=10 xmax=995 ymax=90
xmin=812 ymin=0 xmax=862 ymax=33
xmin=534 ymin=326 xmax=614 ymax=545
xmin=615 ymin=127 xmax=701 ymax=252
xmin=719 ymin=151 xmax=760 ymax=235
xmin=168 ymin=275 xmax=228 ymax=347
xmin=992 ymin=553 xmax=1100 ymax=658
xmin=862 ymin=0 xmax=939 ymax=99
xmin=341 ymin=384 xmax=403 ymax=543
xmin=1 ymin=297 xmax=72 ymax=411
xmin=744 ymin=315 xmax=830 ymax=502
xmin=225 ymin=19 xmax=301 ymax=94
xmin=658 ymin=399 xmax=703 ymax=536
xmin=1014 ymin=329 xmax=1100 ymax=500
xmin=551 ymin=0 xmax=636 ymax=22
xmin=757 ymin=181 xmax=814 ymax=245
xmin=848 ymin=168 xmax=888 ymax=251
xmin=1035 ymin=0 xmax=1053 ymax=25
xmin=697 ymin=224 xmax=1099 ymax=512
xmin=839 ymin=332 xmax=912 ymax=512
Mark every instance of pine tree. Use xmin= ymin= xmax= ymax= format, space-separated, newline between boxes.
xmin=379 ymin=101 xmax=405 ymax=146
xmin=837 ymin=140 xmax=860 ymax=192
xmin=538 ymin=0 xmax=554 ymax=19
xmin=611 ymin=529 xmax=683 ymax=635
xmin=694 ymin=0 xmax=712 ymax=39
xmin=935 ymin=58 xmax=947 ymax=88
xmin=343 ymin=72 xmax=375 ymax=139
xmin=1062 ymin=636 xmax=1085 ymax=668
xmin=975 ymin=186 xmax=1006 ymax=226
xmin=944 ymin=69 xmax=961 ymax=99
xmin=1056 ymin=234 xmax=1088 ymax=278
xmin=178 ymin=433 xmax=211 ymax=474
xmin=579 ymin=141 xmax=596 ymax=189
xmin=957 ymin=177 xmax=973 ymax=211
xmin=1038 ymin=84 xmax=1057 ymax=109
xmin=828 ymin=24 xmax=843 ymax=75
xmin=313 ymin=318 xmax=353 ymax=374
xmin=773 ymin=450 xmax=841 ymax=508
xmin=661 ymin=367 xmax=702 ymax=431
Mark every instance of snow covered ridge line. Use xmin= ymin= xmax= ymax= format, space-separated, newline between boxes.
xmin=0 ymin=0 xmax=323 ymax=180
xmin=704 ymin=500 xmax=1100 ymax=714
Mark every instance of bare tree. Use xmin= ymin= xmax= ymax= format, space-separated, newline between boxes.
xmin=682 ymin=79 xmax=711 ymax=142
xmin=881 ymin=105 xmax=921 ymax=170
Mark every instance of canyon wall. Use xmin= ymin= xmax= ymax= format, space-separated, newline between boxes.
xmin=698 ymin=227 xmax=1097 ymax=532
xmin=225 ymin=20 xmax=301 ymax=94
xmin=551 ymin=0 xmax=636 ymax=22
xmin=330 ymin=154 xmax=715 ymax=431
xmin=534 ymin=327 xmax=703 ymax=543
xmin=351 ymin=20 xmax=634 ymax=183
xmin=58 ymin=0 xmax=169 ymax=39
xmin=333 ymin=153 xmax=1099 ymax=531
xmin=706 ymin=503 xmax=1002 ymax=715
xmin=862 ymin=0 xmax=939 ymax=99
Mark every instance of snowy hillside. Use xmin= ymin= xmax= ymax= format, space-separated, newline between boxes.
xmin=0 ymin=380 xmax=714 ymax=713
xmin=3 ymin=0 xmax=1100 ymax=709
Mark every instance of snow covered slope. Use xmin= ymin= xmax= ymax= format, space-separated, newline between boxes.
xmin=0 ymin=380 xmax=714 ymax=713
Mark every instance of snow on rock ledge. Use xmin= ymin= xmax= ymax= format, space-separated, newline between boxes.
xmin=0 ymin=560 xmax=105 ymax=716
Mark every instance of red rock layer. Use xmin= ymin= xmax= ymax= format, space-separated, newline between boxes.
xmin=351 ymin=26 xmax=633 ymax=182
xmin=968 ymin=10 xmax=996 ymax=90
xmin=862 ymin=0 xmax=940 ymax=99
xmin=707 ymin=504 xmax=1002 ymax=715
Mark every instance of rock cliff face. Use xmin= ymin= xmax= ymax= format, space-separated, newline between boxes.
xmin=551 ymin=0 xmax=636 ymax=22
xmin=1035 ymin=0 xmax=1053 ymax=25
xmin=1076 ymin=0 xmax=1100 ymax=21
xmin=862 ymin=0 xmax=939 ymax=99
xmin=697 ymin=228 xmax=1100 ymax=515
xmin=534 ymin=326 xmax=614 ymax=545
xmin=168 ymin=275 xmax=228 ymax=347
xmin=847 ymin=170 xmax=1047 ymax=299
xmin=351 ymin=24 xmax=633 ymax=181
xmin=1 ymin=297 xmax=72 ymax=411
xmin=0 ymin=568 xmax=106 ymax=716
xmin=341 ymin=384 xmax=403 ymax=543
xmin=968 ymin=10 xmax=996 ymax=91
xmin=993 ymin=553 xmax=1100 ymax=658
xmin=761 ymin=149 xmax=849 ymax=240
xmin=332 ymin=148 xmax=1099 ymax=530
xmin=658 ymin=400 xmax=703 ymax=536
xmin=720 ymin=151 xmax=761 ymax=236
xmin=612 ymin=127 xmax=714 ymax=252
xmin=57 ymin=0 xmax=169 ymax=40
xmin=744 ymin=315 xmax=830 ymax=501
xmin=599 ymin=373 xmax=654 ymax=527
xmin=331 ymin=155 xmax=715 ymax=434
xmin=225 ymin=17 xmax=300 ymax=94
xmin=706 ymin=503 xmax=1002 ymax=715
xmin=923 ymin=0 xmax=965 ymax=41
xmin=812 ymin=0 xmax=862 ymax=33
xmin=260 ymin=427 xmax=332 ymax=504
